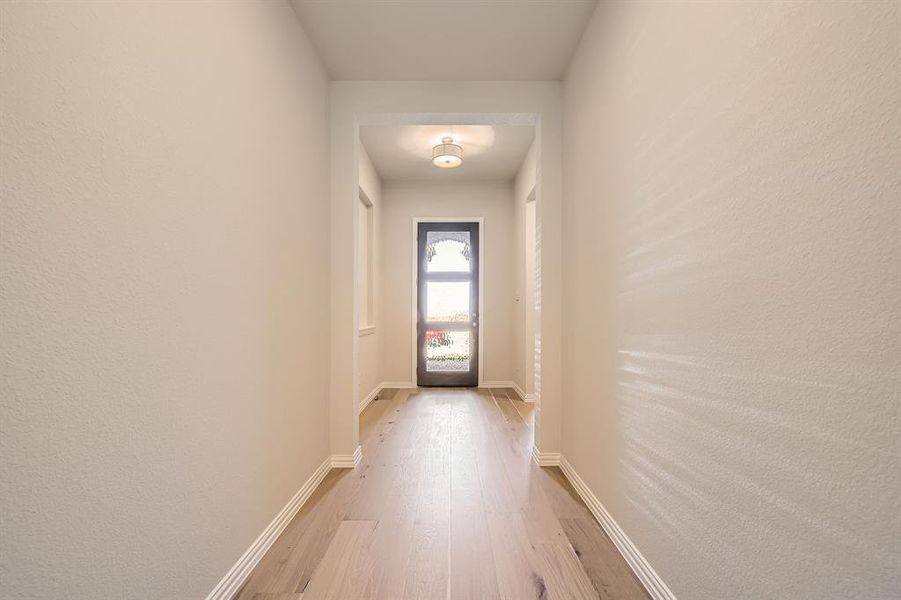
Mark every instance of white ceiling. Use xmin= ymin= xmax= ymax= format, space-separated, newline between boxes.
xmin=361 ymin=125 xmax=534 ymax=181
xmin=291 ymin=0 xmax=598 ymax=81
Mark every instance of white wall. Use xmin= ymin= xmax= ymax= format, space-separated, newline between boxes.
xmin=358 ymin=145 xmax=382 ymax=405
xmin=379 ymin=181 xmax=516 ymax=385
xmin=330 ymin=81 xmax=563 ymax=458
xmin=513 ymin=140 xmax=538 ymax=397
xmin=0 ymin=3 xmax=331 ymax=598
xmin=562 ymin=2 xmax=901 ymax=599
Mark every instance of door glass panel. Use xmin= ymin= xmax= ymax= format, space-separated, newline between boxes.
xmin=426 ymin=330 xmax=471 ymax=372
xmin=426 ymin=281 xmax=470 ymax=322
xmin=426 ymin=231 xmax=471 ymax=272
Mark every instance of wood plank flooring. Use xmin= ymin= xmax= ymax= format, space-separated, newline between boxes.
xmin=236 ymin=388 xmax=649 ymax=600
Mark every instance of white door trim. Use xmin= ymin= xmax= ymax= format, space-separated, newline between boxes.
xmin=411 ymin=217 xmax=485 ymax=387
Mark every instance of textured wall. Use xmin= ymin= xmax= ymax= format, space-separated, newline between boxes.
xmin=562 ymin=1 xmax=900 ymax=598
xmin=358 ymin=144 xmax=382 ymax=402
xmin=0 ymin=3 xmax=331 ymax=598
xmin=379 ymin=180 xmax=516 ymax=385
xmin=513 ymin=139 xmax=538 ymax=396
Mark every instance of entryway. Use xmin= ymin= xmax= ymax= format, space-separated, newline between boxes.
xmin=350 ymin=118 xmax=547 ymax=463
xmin=416 ymin=221 xmax=480 ymax=387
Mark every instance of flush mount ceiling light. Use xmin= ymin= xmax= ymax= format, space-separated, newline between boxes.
xmin=432 ymin=136 xmax=463 ymax=169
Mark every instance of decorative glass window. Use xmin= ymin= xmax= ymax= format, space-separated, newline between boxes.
xmin=425 ymin=281 xmax=470 ymax=322
xmin=425 ymin=330 xmax=471 ymax=372
xmin=425 ymin=231 xmax=471 ymax=272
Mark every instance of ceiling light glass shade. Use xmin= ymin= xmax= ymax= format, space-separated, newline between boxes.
xmin=432 ymin=137 xmax=463 ymax=168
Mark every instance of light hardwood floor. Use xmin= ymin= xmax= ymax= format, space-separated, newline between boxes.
xmin=235 ymin=387 xmax=649 ymax=600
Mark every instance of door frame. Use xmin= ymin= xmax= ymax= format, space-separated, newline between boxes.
xmin=411 ymin=217 xmax=484 ymax=387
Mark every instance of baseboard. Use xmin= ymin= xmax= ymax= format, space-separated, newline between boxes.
xmin=559 ymin=456 xmax=676 ymax=600
xmin=205 ymin=456 xmax=331 ymax=600
xmin=379 ymin=380 xmax=417 ymax=389
xmin=359 ymin=385 xmax=380 ymax=415
xmin=531 ymin=445 xmax=562 ymax=467
xmin=480 ymin=380 xmax=513 ymax=388
xmin=330 ymin=445 xmax=362 ymax=468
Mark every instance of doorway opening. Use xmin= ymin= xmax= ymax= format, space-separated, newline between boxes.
xmin=352 ymin=117 xmax=541 ymax=410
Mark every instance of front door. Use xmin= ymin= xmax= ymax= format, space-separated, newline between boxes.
xmin=416 ymin=222 xmax=479 ymax=386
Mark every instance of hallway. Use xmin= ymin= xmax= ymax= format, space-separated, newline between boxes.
xmin=236 ymin=388 xmax=647 ymax=600
xmin=3 ymin=2 xmax=899 ymax=599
